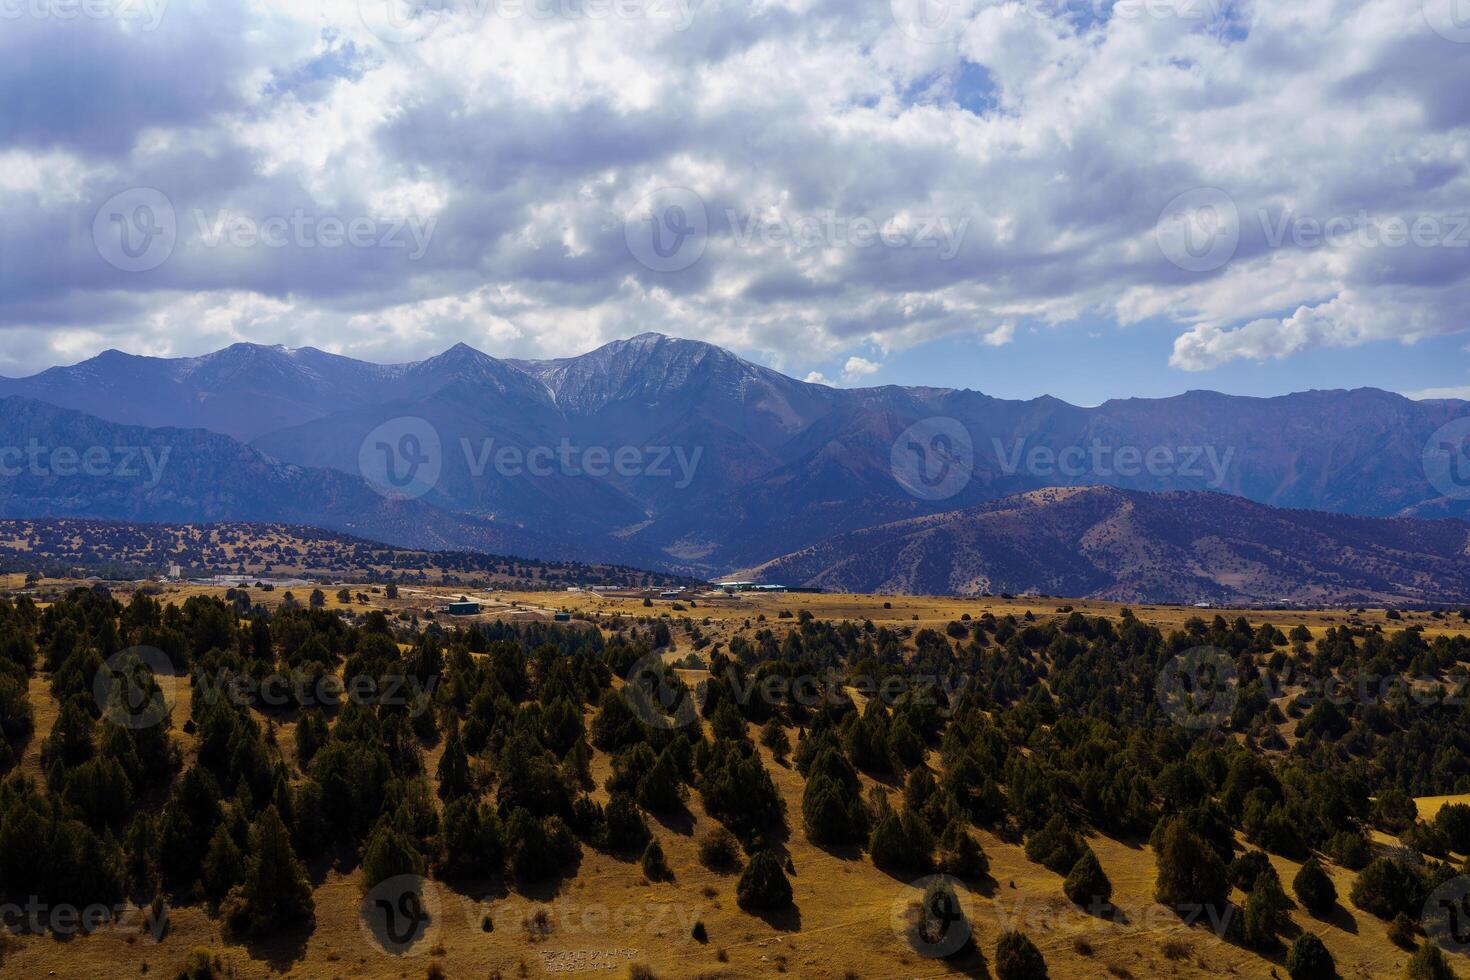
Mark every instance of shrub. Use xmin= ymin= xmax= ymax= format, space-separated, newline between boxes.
xmin=1285 ymin=932 xmax=1336 ymax=980
xmin=1389 ymin=912 xmax=1418 ymax=949
xmin=736 ymin=850 xmax=792 ymax=912
xmin=1293 ymin=858 xmax=1337 ymax=916
xmin=994 ymin=930 xmax=1048 ymax=980
xmin=698 ymin=827 xmax=742 ymax=870
xmin=176 ymin=947 xmax=223 ymax=980
xmin=1403 ymin=940 xmax=1456 ymax=980
xmin=641 ymin=840 xmax=671 ymax=881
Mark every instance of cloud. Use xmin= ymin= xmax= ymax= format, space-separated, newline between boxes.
xmin=841 ymin=356 xmax=881 ymax=383
xmin=1404 ymin=386 xmax=1470 ymax=401
xmin=0 ymin=0 xmax=1467 ymax=378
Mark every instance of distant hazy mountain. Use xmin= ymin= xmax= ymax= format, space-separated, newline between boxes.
xmin=4 ymin=333 xmax=1469 ymax=578
xmin=0 ymin=396 xmax=613 ymax=563
xmin=747 ymin=486 xmax=1470 ymax=605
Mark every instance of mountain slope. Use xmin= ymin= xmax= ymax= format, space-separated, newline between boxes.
xmin=747 ymin=487 xmax=1470 ymax=605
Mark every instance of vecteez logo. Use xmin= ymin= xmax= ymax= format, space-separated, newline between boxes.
xmin=93 ymin=187 xmax=177 ymax=273
xmin=891 ymin=417 xmax=975 ymax=501
xmin=622 ymin=653 xmax=699 ymax=730
xmin=1155 ymin=187 xmax=1240 ymax=273
xmin=360 ymin=874 xmax=442 ymax=956
xmin=1424 ymin=0 xmax=1470 ymax=43
xmin=891 ymin=0 xmax=974 ymax=44
xmin=625 ymin=186 xmax=709 ymax=273
xmin=891 ymin=875 xmax=974 ymax=958
xmin=359 ymin=417 xmax=443 ymax=501
xmin=92 ymin=645 xmax=181 ymax=730
xmin=1156 ymin=646 xmax=1238 ymax=730
xmin=358 ymin=0 xmax=446 ymax=43
xmin=1423 ymin=418 xmax=1470 ymax=501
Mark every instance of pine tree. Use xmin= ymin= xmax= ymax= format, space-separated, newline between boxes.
xmin=224 ymin=806 xmax=314 ymax=936
xmin=1062 ymin=847 xmax=1112 ymax=909
xmin=1285 ymin=932 xmax=1337 ymax=980
xmin=994 ymin=930 xmax=1048 ymax=979
xmin=917 ymin=875 xmax=971 ymax=954
xmin=936 ymin=820 xmax=989 ymax=880
xmin=360 ymin=817 xmax=425 ymax=892
xmin=1242 ymin=868 xmax=1290 ymax=949
xmin=436 ymin=730 xmax=472 ymax=801
xmin=1154 ymin=819 xmax=1229 ymax=914
xmin=736 ymin=850 xmax=793 ymax=911
xmin=636 ymin=746 xmax=687 ymax=812
xmin=201 ymin=823 xmax=244 ymax=904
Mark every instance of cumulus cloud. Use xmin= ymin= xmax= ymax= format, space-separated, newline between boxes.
xmin=0 ymin=0 xmax=1466 ymax=378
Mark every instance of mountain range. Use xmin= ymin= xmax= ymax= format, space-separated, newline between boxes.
xmin=2 ymin=333 xmax=1468 ymax=601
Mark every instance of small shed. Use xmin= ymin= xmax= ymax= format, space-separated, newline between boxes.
xmin=448 ymin=600 xmax=481 ymax=616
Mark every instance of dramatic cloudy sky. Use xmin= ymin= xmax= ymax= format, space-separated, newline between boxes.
xmin=1 ymin=0 xmax=1468 ymax=403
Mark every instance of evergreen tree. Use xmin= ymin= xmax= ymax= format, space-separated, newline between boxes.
xmin=1293 ymin=857 xmax=1338 ymax=916
xmin=869 ymin=809 xmax=935 ymax=872
xmin=605 ymin=792 xmax=651 ymax=853
xmin=1154 ymin=819 xmax=1229 ymax=914
xmin=441 ymin=797 xmax=504 ymax=878
xmin=994 ymin=930 xmax=1048 ymax=980
xmin=1242 ymin=867 xmax=1290 ymax=949
xmin=1062 ymin=847 xmax=1112 ymax=909
xmin=436 ymin=730 xmax=472 ymax=801
xmin=360 ymin=817 xmax=425 ymax=891
xmin=916 ymin=875 xmax=971 ymax=955
xmin=201 ymin=823 xmax=245 ymax=904
xmin=1350 ymin=858 xmax=1423 ymax=921
xmin=1285 ymin=932 xmax=1337 ymax=980
xmin=936 ymin=820 xmax=989 ymax=881
xmin=760 ymin=718 xmax=791 ymax=760
xmin=224 ymin=806 xmax=314 ymax=936
xmin=736 ymin=850 xmax=793 ymax=911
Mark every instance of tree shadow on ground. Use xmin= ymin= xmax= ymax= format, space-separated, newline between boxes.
xmin=1318 ymin=900 xmax=1359 ymax=934
xmin=649 ymin=802 xmax=696 ymax=836
xmin=750 ymin=902 xmax=802 ymax=932
xmin=236 ymin=921 xmax=312 ymax=974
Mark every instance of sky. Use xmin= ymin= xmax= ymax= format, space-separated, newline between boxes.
xmin=1 ymin=0 xmax=1468 ymax=405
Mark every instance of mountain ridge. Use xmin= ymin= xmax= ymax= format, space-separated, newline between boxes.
xmin=746 ymin=486 xmax=1470 ymax=605
xmin=4 ymin=334 xmax=1470 ymax=584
